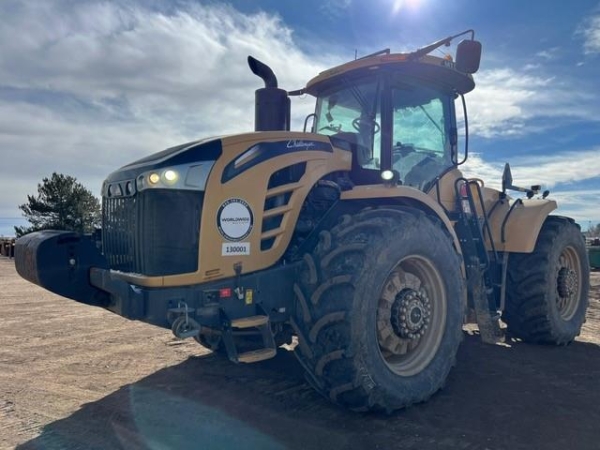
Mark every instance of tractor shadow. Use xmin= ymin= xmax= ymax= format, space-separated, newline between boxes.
xmin=17 ymin=334 xmax=600 ymax=450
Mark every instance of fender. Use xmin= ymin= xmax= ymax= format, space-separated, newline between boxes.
xmin=487 ymin=198 xmax=557 ymax=253
xmin=340 ymin=185 xmax=463 ymax=258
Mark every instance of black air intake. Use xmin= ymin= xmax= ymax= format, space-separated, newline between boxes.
xmin=248 ymin=56 xmax=290 ymax=132
xmin=102 ymin=190 xmax=203 ymax=276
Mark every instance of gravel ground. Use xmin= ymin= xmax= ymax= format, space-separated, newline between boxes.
xmin=1 ymin=256 xmax=600 ymax=450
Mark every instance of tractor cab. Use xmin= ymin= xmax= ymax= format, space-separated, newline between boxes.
xmin=310 ymin=69 xmax=457 ymax=190
xmin=300 ymin=31 xmax=481 ymax=190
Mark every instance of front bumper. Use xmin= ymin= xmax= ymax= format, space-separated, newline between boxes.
xmin=15 ymin=230 xmax=109 ymax=306
xmin=15 ymin=230 xmax=298 ymax=331
xmin=89 ymin=263 xmax=299 ymax=329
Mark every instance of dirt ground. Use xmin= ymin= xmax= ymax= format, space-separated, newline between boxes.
xmin=1 ymin=256 xmax=600 ymax=450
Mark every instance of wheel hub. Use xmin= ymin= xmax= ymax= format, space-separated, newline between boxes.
xmin=557 ymin=267 xmax=577 ymax=299
xmin=391 ymin=289 xmax=431 ymax=340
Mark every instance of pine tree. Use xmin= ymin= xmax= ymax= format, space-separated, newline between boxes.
xmin=15 ymin=173 xmax=100 ymax=237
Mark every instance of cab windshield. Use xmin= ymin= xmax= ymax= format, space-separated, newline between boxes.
xmin=313 ymin=75 xmax=455 ymax=190
xmin=314 ymin=78 xmax=381 ymax=169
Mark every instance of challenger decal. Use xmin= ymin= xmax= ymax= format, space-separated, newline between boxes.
xmin=221 ymin=140 xmax=333 ymax=183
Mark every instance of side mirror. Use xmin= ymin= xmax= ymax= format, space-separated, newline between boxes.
xmin=502 ymin=163 xmax=543 ymax=198
xmin=456 ymin=39 xmax=482 ymax=74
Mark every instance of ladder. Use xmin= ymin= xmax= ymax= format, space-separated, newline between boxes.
xmin=169 ymin=301 xmax=277 ymax=363
xmin=454 ymin=178 xmax=503 ymax=344
xmin=220 ymin=305 xmax=277 ymax=363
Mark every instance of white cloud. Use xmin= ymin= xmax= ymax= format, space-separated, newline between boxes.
xmin=464 ymin=67 xmax=598 ymax=139
xmin=462 ymin=148 xmax=600 ymax=190
xmin=0 ymin=2 xmax=331 ymax=131
xmin=535 ymin=47 xmax=560 ymax=60
xmin=548 ymin=190 xmax=600 ymax=225
xmin=0 ymin=1 xmax=337 ymax=223
xmin=460 ymin=153 xmax=505 ymax=189
xmin=320 ymin=0 xmax=352 ymax=18
xmin=506 ymin=149 xmax=600 ymax=188
xmin=465 ymin=68 xmax=550 ymax=138
xmin=579 ymin=14 xmax=600 ymax=54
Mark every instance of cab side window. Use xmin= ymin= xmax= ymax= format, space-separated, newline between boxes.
xmin=392 ymin=84 xmax=453 ymax=190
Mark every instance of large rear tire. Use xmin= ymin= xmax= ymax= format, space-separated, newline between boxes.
xmin=292 ymin=207 xmax=464 ymax=412
xmin=503 ymin=217 xmax=589 ymax=345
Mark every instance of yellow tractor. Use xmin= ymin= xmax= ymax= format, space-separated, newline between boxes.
xmin=15 ymin=30 xmax=589 ymax=412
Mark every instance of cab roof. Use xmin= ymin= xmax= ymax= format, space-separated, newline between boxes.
xmin=304 ymin=53 xmax=475 ymax=97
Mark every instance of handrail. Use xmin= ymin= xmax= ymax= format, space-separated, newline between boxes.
xmin=501 ymin=199 xmax=523 ymax=243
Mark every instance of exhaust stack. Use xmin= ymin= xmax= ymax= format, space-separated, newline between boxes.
xmin=248 ymin=56 xmax=290 ymax=132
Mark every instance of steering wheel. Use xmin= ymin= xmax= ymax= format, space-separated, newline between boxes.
xmin=393 ymin=142 xmax=416 ymax=156
xmin=319 ymin=124 xmax=342 ymax=132
xmin=352 ymin=117 xmax=380 ymax=134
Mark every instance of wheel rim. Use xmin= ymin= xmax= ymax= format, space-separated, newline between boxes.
xmin=555 ymin=245 xmax=582 ymax=320
xmin=376 ymin=255 xmax=447 ymax=377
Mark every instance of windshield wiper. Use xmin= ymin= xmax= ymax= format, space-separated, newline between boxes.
xmin=418 ymin=105 xmax=444 ymax=136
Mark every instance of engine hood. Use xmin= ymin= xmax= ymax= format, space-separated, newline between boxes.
xmin=104 ymin=136 xmax=224 ymax=184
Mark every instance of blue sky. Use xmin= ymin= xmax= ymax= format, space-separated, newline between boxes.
xmin=0 ymin=0 xmax=599 ymax=236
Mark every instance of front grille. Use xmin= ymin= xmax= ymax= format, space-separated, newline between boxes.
xmin=102 ymin=190 xmax=203 ymax=276
xmin=102 ymin=195 xmax=138 ymax=272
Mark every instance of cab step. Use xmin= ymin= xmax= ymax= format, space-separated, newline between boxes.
xmin=221 ymin=307 xmax=277 ymax=364
xmin=238 ymin=348 xmax=277 ymax=363
xmin=231 ymin=315 xmax=269 ymax=329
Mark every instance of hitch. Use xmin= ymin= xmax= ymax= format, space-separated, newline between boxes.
xmin=169 ymin=301 xmax=201 ymax=339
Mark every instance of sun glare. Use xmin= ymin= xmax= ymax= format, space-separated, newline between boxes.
xmin=392 ymin=0 xmax=423 ymax=14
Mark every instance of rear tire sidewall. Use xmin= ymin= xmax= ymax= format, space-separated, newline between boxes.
xmin=352 ymin=218 xmax=464 ymax=406
xmin=541 ymin=222 xmax=589 ymax=338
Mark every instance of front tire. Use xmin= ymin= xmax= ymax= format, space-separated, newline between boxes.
xmin=292 ymin=207 xmax=465 ymax=412
xmin=503 ymin=217 xmax=589 ymax=345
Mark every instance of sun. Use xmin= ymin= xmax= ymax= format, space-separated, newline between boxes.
xmin=392 ymin=0 xmax=424 ymax=14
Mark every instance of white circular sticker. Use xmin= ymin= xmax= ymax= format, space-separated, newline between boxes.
xmin=217 ymin=198 xmax=253 ymax=241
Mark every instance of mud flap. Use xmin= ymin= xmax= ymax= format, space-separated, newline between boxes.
xmin=14 ymin=230 xmax=110 ymax=306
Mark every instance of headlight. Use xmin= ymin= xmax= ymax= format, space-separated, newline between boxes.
xmin=381 ymin=169 xmax=400 ymax=186
xmin=163 ymin=169 xmax=179 ymax=184
xmin=136 ymin=162 xmax=216 ymax=192
xmin=108 ymin=183 xmax=122 ymax=197
xmin=381 ymin=170 xmax=395 ymax=181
